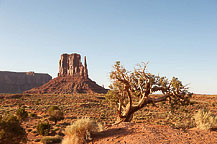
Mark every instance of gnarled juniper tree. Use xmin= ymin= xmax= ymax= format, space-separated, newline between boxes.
xmin=106 ymin=61 xmax=192 ymax=123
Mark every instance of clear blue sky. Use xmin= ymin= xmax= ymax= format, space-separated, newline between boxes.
xmin=0 ymin=0 xmax=217 ymax=94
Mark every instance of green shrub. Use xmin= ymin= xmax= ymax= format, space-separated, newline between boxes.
xmin=16 ymin=107 xmax=28 ymax=121
xmin=211 ymin=102 xmax=217 ymax=107
xmin=37 ymin=121 xmax=51 ymax=136
xmin=62 ymin=118 xmax=103 ymax=144
xmin=29 ymin=113 xmax=37 ymax=118
xmin=40 ymin=136 xmax=62 ymax=144
xmin=194 ymin=109 xmax=217 ymax=130
xmin=47 ymin=106 xmax=64 ymax=125
xmin=0 ymin=114 xmax=27 ymax=144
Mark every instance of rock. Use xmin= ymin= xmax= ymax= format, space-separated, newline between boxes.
xmin=25 ymin=53 xmax=108 ymax=94
xmin=58 ymin=53 xmax=88 ymax=79
xmin=0 ymin=71 xmax=52 ymax=93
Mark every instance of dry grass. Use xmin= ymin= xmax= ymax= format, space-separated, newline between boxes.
xmin=194 ymin=109 xmax=217 ymax=130
xmin=40 ymin=136 xmax=62 ymax=144
xmin=62 ymin=118 xmax=103 ymax=144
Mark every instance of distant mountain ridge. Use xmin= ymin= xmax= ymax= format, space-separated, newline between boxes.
xmin=0 ymin=71 xmax=52 ymax=93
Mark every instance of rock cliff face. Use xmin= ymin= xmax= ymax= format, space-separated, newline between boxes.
xmin=58 ymin=53 xmax=88 ymax=78
xmin=25 ymin=53 xmax=108 ymax=94
xmin=0 ymin=71 xmax=52 ymax=93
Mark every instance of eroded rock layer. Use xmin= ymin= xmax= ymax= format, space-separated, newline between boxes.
xmin=25 ymin=76 xmax=107 ymax=94
xmin=58 ymin=53 xmax=88 ymax=78
xmin=0 ymin=71 xmax=52 ymax=93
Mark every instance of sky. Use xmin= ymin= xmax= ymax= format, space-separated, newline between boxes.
xmin=0 ymin=0 xmax=217 ymax=94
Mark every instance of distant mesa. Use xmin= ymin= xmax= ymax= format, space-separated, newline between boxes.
xmin=0 ymin=71 xmax=52 ymax=93
xmin=25 ymin=53 xmax=108 ymax=94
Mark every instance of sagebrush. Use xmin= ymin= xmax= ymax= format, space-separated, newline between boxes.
xmin=47 ymin=105 xmax=64 ymax=125
xmin=62 ymin=118 xmax=103 ymax=144
xmin=16 ymin=107 xmax=28 ymax=121
xmin=37 ymin=121 xmax=51 ymax=136
xmin=0 ymin=114 xmax=27 ymax=144
xmin=194 ymin=109 xmax=217 ymax=130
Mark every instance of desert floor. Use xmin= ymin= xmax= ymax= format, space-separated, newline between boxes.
xmin=0 ymin=93 xmax=216 ymax=144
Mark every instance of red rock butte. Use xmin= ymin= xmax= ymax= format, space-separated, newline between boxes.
xmin=58 ymin=53 xmax=88 ymax=78
xmin=25 ymin=53 xmax=108 ymax=94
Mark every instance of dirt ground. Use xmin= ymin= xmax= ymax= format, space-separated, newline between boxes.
xmin=0 ymin=93 xmax=216 ymax=143
xmin=92 ymin=122 xmax=217 ymax=144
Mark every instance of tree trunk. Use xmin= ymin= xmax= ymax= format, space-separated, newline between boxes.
xmin=123 ymin=112 xmax=134 ymax=122
xmin=117 ymin=111 xmax=134 ymax=122
xmin=117 ymin=104 xmax=147 ymax=123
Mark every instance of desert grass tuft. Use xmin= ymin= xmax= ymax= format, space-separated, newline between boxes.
xmin=40 ymin=136 xmax=62 ymax=144
xmin=62 ymin=118 xmax=103 ymax=144
xmin=194 ymin=109 xmax=217 ymax=130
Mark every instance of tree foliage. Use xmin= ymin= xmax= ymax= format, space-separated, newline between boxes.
xmin=106 ymin=61 xmax=192 ymax=122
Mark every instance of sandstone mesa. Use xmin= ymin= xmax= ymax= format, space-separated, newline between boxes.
xmin=25 ymin=53 xmax=107 ymax=94
xmin=0 ymin=71 xmax=51 ymax=93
